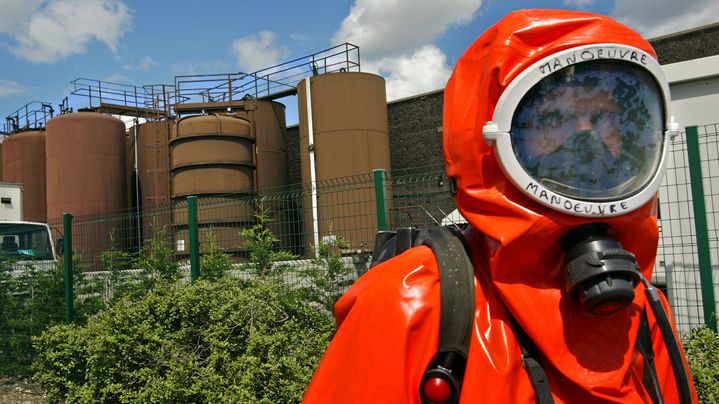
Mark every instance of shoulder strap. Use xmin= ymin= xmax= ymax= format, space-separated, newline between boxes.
xmin=511 ymin=320 xmax=555 ymax=404
xmin=636 ymin=310 xmax=665 ymax=404
xmin=416 ymin=226 xmax=475 ymax=404
xmin=415 ymin=227 xmax=475 ymax=358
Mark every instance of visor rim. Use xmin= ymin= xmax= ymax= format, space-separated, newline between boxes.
xmin=483 ymin=43 xmax=678 ymax=217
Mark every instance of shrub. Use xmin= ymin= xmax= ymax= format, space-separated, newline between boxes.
xmin=32 ymin=277 xmax=334 ymax=403
xmin=683 ymin=325 xmax=719 ymax=403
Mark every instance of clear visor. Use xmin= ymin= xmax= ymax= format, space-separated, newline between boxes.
xmin=510 ymin=60 xmax=665 ymax=201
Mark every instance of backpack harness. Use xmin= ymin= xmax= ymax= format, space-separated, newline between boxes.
xmin=370 ymin=226 xmax=664 ymax=404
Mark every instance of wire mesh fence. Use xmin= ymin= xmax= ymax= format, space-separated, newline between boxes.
xmin=657 ymin=123 xmax=719 ymax=333
xmin=3 ymin=123 xmax=719 ymax=375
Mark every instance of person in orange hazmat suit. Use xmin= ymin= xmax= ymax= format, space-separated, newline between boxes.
xmin=303 ymin=9 xmax=698 ymax=404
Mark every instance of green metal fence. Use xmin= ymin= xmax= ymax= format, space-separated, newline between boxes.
xmin=3 ymin=124 xmax=719 ymax=376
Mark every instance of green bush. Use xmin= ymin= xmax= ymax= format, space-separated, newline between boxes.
xmin=32 ymin=277 xmax=334 ymax=403
xmin=684 ymin=325 xmax=719 ymax=403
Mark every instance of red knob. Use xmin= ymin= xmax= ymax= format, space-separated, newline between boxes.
xmin=422 ymin=376 xmax=452 ymax=403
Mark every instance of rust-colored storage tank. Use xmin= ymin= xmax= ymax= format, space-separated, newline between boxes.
xmin=234 ymin=100 xmax=289 ymax=191
xmin=46 ymin=112 xmax=127 ymax=267
xmin=137 ymin=120 xmax=171 ymax=208
xmin=0 ymin=138 xmax=4 ymax=181
xmin=170 ymin=114 xmax=256 ymax=253
xmin=234 ymin=100 xmax=292 ymax=252
xmin=137 ymin=120 xmax=172 ymax=243
xmin=297 ymin=72 xmax=391 ymax=253
xmin=2 ymin=130 xmax=47 ymax=222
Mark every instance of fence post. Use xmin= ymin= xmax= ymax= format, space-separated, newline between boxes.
xmin=188 ymin=196 xmax=200 ymax=282
xmin=373 ymin=169 xmax=389 ymax=231
xmin=63 ymin=213 xmax=74 ymax=324
xmin=685 ymin=125 xmax=717 ymax=331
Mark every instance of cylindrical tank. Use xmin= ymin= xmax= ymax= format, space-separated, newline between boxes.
xmin=2 ymin=130 xmax=47 ymax=222
xmin=170 ymin=114 xmax=255 ymax=198
xmin=297 ymin=72 xmax=391 ymax=254
xmin=0 ymin=138 xmax=4 ymax=181
xmin=170 ymin=114 xmax=256 ymax=255
xmin=46 ymin=112 xmax=127 ymax=268
xmin=234 ymin=100 xmax=292 ymax=251
xmin=137 ymin=120 xmax=171 ymax=208
xmin=234 ymin=100 xmax=289 ymax=191
xmin=125 ymin=120 xmax=173 ymax=248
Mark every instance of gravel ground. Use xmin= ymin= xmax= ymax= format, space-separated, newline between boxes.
xmin=0 ymin=378 xmax=46 ymax=404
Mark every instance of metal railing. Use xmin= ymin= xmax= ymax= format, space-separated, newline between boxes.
xmin=69 ymin=79 xmax=175 ymax=116
xmin=4 ymin=101 xmax=55 ymax=133
xmin=174 ymin=43 xmax=360 ymax=106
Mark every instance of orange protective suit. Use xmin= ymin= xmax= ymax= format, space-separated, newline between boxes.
xmin=303 ymin=9 xmax=697 ymax=404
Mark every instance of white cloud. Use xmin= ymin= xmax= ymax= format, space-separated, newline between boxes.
xmin=0 ymin=0 xmax=43 ymax=33
xmin=231 ymin=31 xmax=289 ymax=73
xmin=7 ymin=0 xmax=131 ymax=64
xmin=367 ymin=45 xmax=452 ymax=101
xmin=333 ymin=0 xmax=482 ymax=60
xmin=0 ymin=79 xmax=26 ymax=97
xmin=332 ymin=0 xmax=481 ymax=100
xmin=103 ymin=74 xmax=133 ymax=85
xmin=170 ymin=60 xmax=231 ymax=76
xmin=563 ymin=0 xmax=597 ymax=7
xmin=613 ymin=0 xmax=719 ymax=38
xmin=121 ymin=55 xmax=157 ymax=71
xmin=139 ymin=56 xmax=157 ymax=71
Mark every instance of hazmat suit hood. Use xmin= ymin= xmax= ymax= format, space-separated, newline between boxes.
xmin=444 ymin=9 xmax=677 ymax=390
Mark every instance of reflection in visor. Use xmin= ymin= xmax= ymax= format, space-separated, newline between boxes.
xmin=510 ymin=60 xmax=665 ymax=201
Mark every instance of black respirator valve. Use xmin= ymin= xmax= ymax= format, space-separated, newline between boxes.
xmin=561 ymin=223 xmax=642 ymax=316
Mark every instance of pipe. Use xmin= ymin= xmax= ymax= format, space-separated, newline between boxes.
xmin=305 ymin=76 xmax=320 ymax=258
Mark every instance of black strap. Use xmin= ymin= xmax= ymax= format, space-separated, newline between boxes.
xmin=636 ymin=311 xmax=664 ymax=404
xmin=415 ymin=227 xmax=475 ymax=359
xmin=512 ymin=320 xmax=555 ymax=404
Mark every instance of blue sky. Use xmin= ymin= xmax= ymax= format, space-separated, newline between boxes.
xmin=0 ymin=0 xmax=717 ymax=127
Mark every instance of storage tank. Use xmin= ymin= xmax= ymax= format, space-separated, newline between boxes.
xmin=136 ymin=120 xmax=171 ymax=208
xmin=2 ymin=130 xmax=47 ymax=222
xmin=234 ymin=100 xmax=289 ymax=191
xmin=46 ymin=112 xmax=127 ymax=267
xmin=297 ymin=72 xmax=391 ymax=254
xmin=234 ymin=100 xmax=293 ymax=251
xmin=170 ymin=114 xmax=256 ymax=254
xmin=0 ymin=138 xmax=4 ymax=180
xmin=133 ymin=120 xmax=172 ymax=244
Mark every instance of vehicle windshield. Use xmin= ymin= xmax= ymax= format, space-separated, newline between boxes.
xmin=0 ymin=223 xmax=54 ymax=261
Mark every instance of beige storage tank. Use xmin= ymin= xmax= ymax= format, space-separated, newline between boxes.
xmin=297 ymin=72 xmax=391 ymax=254
xmin=46 ymin=112 xmax=127 ymax=268
xmin=2 ymin=130 xmax=47 ymax=222
xmin=170 ymin=114 xmax=256 ymax=254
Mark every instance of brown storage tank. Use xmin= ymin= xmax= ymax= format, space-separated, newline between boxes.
xmin=297 ymin=72 xmax=391 ymax=254
xmin=46 ymin=112 xmax=127 ymax=268
xmin=2 ymin=130 xmax=47 ymax=222
xmin=234 ymin=100 xmax=289 ymax=191
xmin=0 ymin=139 xmax=4 ymax=180
xmin=137 ymin=120 xmax=172 ymax=242
xmin=137 ymin=120 xmax=171 ymax=208
xmin=170 ymin=114 xmax=256 ymax=254
xmin=234 ymin=100 xmax=292 ymax=251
